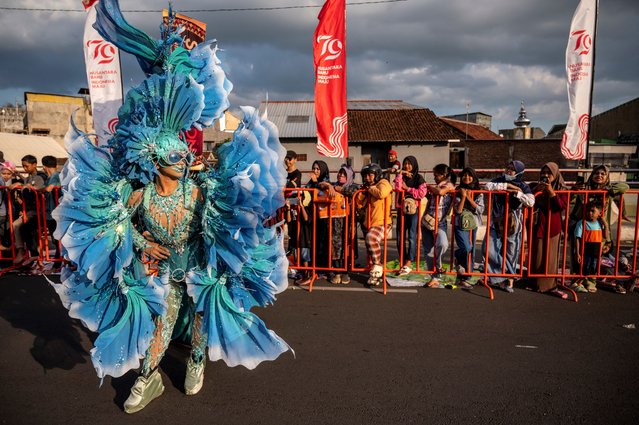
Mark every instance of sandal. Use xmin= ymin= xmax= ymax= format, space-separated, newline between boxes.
xmin=297 ymin=275 xmax=312 ymax=286
xmin=458 ymin=279 xmax=473 ymax=290
xmin=500 ymin=282 xmax=514 ymax=293
xmin=427 ymin=278 xmax=443 ymax=289
xmin=550 ymin=288 xmax=568 ymax=299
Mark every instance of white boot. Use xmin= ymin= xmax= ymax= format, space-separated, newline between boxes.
xmin=184 ymin=357 xmax=205 ymax=395
xmin=124 ymin=369 xmax=165 ymax=414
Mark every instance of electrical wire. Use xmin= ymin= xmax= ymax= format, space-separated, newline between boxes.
xmin=0 ymin=0 xmax=408 ymax=13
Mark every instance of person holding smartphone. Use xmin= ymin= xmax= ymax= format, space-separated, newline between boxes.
xmin=530 ymin=163 xmax=568 ymax=298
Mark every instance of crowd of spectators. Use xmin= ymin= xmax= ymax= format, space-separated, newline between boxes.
xmin=0 ymin=152 xmax=61 ymax=272
xmin=2 ymin=148 xmax=637 ymax=298
xmin=282 ymin=149 xmax=637 ymax=298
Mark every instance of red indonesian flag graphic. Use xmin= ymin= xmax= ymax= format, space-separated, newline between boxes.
xmin=561 ymin=0 xmax=597 ymax=160
xmin=82 ymin=0 xmax=123 ymax=146
xmin=314 ymin=0 xmax=348 ymax=158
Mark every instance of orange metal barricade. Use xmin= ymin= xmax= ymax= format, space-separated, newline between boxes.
xmin=0 ymin=186 xmax=64 ymax=276
xmin=2 ymin=183 xmax=638 ymax=296
xmin=282 ymin=186 xmax=638 ymax=298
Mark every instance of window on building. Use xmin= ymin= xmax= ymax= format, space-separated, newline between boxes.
xmin=296 ymin=153 xmax=308 ymax=162
xmin=31 ymin=128 xmax=50 ymax=136
xmin=286 ymin=115 xmax=309 ymax=123
xmin=588 ymin=153 xmax=629 ymax=168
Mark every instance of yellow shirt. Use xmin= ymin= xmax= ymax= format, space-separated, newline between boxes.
xmin=356 ymin=179 xmax=392 ymax=227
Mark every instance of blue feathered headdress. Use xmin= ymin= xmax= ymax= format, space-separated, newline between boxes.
xmin=94 ymin=0 xmax=233 ymax=184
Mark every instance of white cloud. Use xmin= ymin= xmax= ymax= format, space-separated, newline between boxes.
xmin=0 ymin=0 xmax=637 ymax=135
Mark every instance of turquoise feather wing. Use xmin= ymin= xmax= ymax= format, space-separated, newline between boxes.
xmin=52 ymin=119 xmax=170 ymax=379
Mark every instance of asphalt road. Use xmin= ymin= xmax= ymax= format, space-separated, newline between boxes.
xmin=0 ymin=274 xmax=638 ymax=425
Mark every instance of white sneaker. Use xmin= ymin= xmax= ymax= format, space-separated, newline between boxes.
xmin=184 ymin=358 xmax=205 ymax=395
xmin=368 ymin=265 xmax=384 ymax=286
xmin=397 ymin=266 xmax=412 ymax=276
xmin=124 ymin=369 xmax=165 ymax=414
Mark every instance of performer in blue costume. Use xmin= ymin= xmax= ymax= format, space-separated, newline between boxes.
xmin=51 ymin=0 xmax=291 ymax=413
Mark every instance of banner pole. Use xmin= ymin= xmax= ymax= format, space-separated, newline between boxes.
xmin=584 ymin=0 xmax=599 ymax=166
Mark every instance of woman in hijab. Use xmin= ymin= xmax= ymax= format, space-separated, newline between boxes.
xmin=307 ymin=160 xmax=330 ymax=190
xmin=567 ymin=164 xmax=629 ymax=289
xmin=302 ymin=160 xmax=331 ymax=275
xmin=569 ymin=164 xmax=629 ymax=231
xmin=453 ymin=167 xmax=484 ymax=289
xmin=318 ymin=164 xmax=359 ymax=284
xmin=530 ymin=162 xmax=569 ymax=298
xmin=393 ymin=156 xmax=427 ymax=276
xmin=483 ymin=160 xmax=535 ymax=292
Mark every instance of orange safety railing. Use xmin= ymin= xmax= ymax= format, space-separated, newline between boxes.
xmin=0 ymin=185 xmax=63 ymax=275
xmin=283 ymin=187 xmax=638 ymax=299
xmin=2 ymin=184 xmax=638 ymax=300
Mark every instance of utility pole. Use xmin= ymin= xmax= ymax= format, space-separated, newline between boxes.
xmin=465 ymin=101 xmax=470 ymax=140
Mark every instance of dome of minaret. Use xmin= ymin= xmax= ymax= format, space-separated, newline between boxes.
xmin=514 ymin=100 xmax=531 ymax=128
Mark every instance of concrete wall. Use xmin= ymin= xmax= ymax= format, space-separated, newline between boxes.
xmin=392 ymin=144 xmax=450 ymax=175
xmin=280 ymin=141 xmax=363 ymax=180
xmin=0 ymin=106 xmax=26 ymax=133
xmin=590 ymin=99 xmax=639 ymax=141
xmin=280 ymin=141 xmax=450 ymax=183
xmin=25 ymin=93 xmax=92 ymax=143
xmin=444 ymin=113 xmax=492 ymax=129
xmin=458 ymin=139 xmax=565 ymax=171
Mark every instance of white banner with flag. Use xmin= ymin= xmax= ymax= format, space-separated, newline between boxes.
xmin=561 ymin=0 xmax=597 ymax=160
xmin=82 ymin=0 xmax=123 ymax=146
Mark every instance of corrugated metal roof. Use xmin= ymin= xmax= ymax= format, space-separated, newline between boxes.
xmin=260 ymin=101 xmax=315 ymax=138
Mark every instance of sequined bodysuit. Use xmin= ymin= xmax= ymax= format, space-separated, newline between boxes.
xmin=131 ymin=177 xmax=207 ymax=373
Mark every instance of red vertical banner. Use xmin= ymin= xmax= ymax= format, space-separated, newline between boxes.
xmin=314 ymin=0 xmax=348 ymax=158
xmin=163 ymin=9 xmax=207 ymax=155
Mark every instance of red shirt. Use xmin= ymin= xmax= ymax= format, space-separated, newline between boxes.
xmin=533 ymin=192 xmax=568 ymax=239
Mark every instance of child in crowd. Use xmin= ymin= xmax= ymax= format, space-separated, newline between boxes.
xmin=394 ymin=156 xmax=427 ymax=276
xmin=453 ymin=167 xmax=484 ymax=289
xmin=383 ymin=149 xmax=401 ymax=180
xmin=356 ymin=164 xmax=392 ymax=286
xmin=422 ymin=164 xmax=456 ymax=288
xmin=283 ymin=150 xmax=302 ymax=278
xmin=573 ymin=201 xmax=607 ymax=293
xmin=599 ymin=241 xmax=632 ymax=294
xmin=284 ymin=150 xmax=302 ymax=188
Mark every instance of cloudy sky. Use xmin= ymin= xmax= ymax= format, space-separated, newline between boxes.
xmin=0 ymin=0 xmax=637 ymax=134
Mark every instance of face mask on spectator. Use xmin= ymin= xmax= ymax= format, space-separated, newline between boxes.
xmin=504 ymin=171 xmax=523 ymax=182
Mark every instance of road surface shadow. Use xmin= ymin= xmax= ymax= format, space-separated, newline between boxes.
xmin=0 ymin=275 xmax=89 ymax=371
